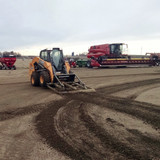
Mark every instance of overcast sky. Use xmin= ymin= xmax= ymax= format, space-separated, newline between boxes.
xmin=0 ymin=0 xmax=160 ymax=55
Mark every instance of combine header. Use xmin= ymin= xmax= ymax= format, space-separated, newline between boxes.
xmin=29 ymin=48 xmax=94 ymax=94
xmin=0 ymin=55 xmax=16 ymax=70
xmin=87 ymin=43 xmax=159 ymax=68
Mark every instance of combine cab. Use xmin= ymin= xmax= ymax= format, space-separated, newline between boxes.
xmin=29 ymin=48 xmax=94 ymax=94
xmin=0 ymin=55 xmax=16 ymax=70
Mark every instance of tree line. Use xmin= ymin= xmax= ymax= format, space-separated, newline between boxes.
xmin=0 ymin=51 xmax=21 ymax=57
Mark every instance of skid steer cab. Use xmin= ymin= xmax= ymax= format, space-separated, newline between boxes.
xmin=29 ymin=48 xmax=93 ymax=94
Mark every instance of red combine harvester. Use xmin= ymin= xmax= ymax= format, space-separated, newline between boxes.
xmin=87 ymin=43 xmax=159 ymax=68
xmin=0 ymin=55 xmax=16 ymax=70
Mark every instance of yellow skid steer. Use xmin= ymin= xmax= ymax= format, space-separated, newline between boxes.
xmin=29 ymin=48 xmax=94 ymax=94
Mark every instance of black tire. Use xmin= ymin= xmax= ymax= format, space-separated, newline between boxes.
xmin=31 ymin=72 xmax=40 ymax=86
xmin=12 ymin=65 xmax=16 ymax=70
xmin=39 ymin=71 xmax=50 ymax=87
xmin=156 ymin=62 xmax=159 ymax=66
xmin=87 ymin=60 xmax=92 ymax=68
xmin=0 ymin=65 xmax=2 ymax=70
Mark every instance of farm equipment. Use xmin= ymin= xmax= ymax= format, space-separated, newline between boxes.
xmin=69 ymin=59 xmax=76 ymax=68
xmin=76 ymin=59 xmax=88 ymax=67
xmin=87 ymin=43 xmax=158 ymax=68
xmin=146 ymin=53 xmax=160 ymax=66
xmin=0 ymin=54 xmax=16 ymax=70
xmin=29 ymin=48 xmax=93 ymax=94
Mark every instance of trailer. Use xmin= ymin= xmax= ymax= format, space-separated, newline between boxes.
xmin=87 ymin=43 xmax=159 ymax=68
xmin=0 ymin=55 xmax=16 ymax=70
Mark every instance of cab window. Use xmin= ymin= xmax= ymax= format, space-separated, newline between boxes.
xmin=40 ymin=51 xmax=48 ymax=61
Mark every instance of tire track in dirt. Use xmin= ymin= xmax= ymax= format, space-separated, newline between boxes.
xmin=108 ymin=96 xmax=160 ymax=113
xmin=35 ymin=78 xmax=160 ymax=160
xmin=127 ymin=84 xmax=160 ymax=100
xmin=82 ymin=103 xmax=160 ymax=159
xmin=54 ymin=101 xmax=108 ymax=160
xmin=36 ymin=99 xmax=91 ymax=160
xmin=127 ymin=129 xmax=160 ymax=158
xmin=36 ymin=95 xmax=160 ymax=159
xmin=96 ymin=78 xmax=160 ymax=95
xmin=80 ymin=72 xmax=160 ymax=79
xmin=72 ymin=93 xmax=160 ymax=129
xmin=0 ymin=102 xmax=51 ymax=121
xmin=2 ymin=77 xmax=160 ymax=159
xmin=79 ymin=105 xmax=148 ymax=160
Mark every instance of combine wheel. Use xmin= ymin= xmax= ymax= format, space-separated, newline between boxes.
xmin=39 ymin=71 xmax=50 ymax=87
xmin=31 ymin=72 xmax=40 ymax=86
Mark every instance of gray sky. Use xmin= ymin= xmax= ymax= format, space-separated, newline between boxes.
xmin=0 ymin=0 xmax=160 ymax=55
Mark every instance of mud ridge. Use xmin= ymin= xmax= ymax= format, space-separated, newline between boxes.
xmin=80 ymin=72 xmax=160 ymax=79
xmin=107 ymin=96 xmax=160 ymax=114
xmin=79 ymin=105 xmax=149 ymax=160
xmin=127 ymin=128 xmax=160 ymax=157
xmin=36 ymin=99 xmax=91 ymax=160
xmin=71 ymin=93 xmax=160 ymax=129
xmin=96 ymin=78 xmax=160 ymax=95
xmin=125 ymin=84 xmax=160 ymax=100
xmin=35 ymin=78 xmax=160 ymax=159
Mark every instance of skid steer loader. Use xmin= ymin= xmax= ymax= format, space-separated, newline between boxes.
xmin=29 ymin=48 xmax=94 ymax=94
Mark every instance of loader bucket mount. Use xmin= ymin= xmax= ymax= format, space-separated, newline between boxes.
xmin=47 ymin=72 xmax=95 ymax=94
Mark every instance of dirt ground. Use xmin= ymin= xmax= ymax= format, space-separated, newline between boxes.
xmin=0 ymin=59 xmax=160 ymax=160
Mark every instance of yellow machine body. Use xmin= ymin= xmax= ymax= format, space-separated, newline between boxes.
xmin=29 ymin=57 xmax=70 ymax=83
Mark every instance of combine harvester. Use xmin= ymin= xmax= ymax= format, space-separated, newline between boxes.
xmin=86 ymin=43 xmax=160 ymax=68
xmin=29 ymin=48 xmax=94 ymax=94
xmin=0 ymin=54 xmax=16 ymax=70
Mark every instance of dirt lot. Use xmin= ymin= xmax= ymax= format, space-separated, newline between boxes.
xmin=0 ymin=59 xmax=160 ymax=160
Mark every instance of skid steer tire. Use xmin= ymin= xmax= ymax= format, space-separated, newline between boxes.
xmin=31 ymin=72 xmax=40 ymax=86
xmin=39 ymin=71 xmax=50 ymax=87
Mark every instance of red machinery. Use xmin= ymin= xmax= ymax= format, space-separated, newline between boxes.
xmin=0 ymin=55 xmax=16 ymax=70
xmin=69 ymin=59 xmax=76 ymax=68
xmin=87 ymin=43 xmax=157 ymax=68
